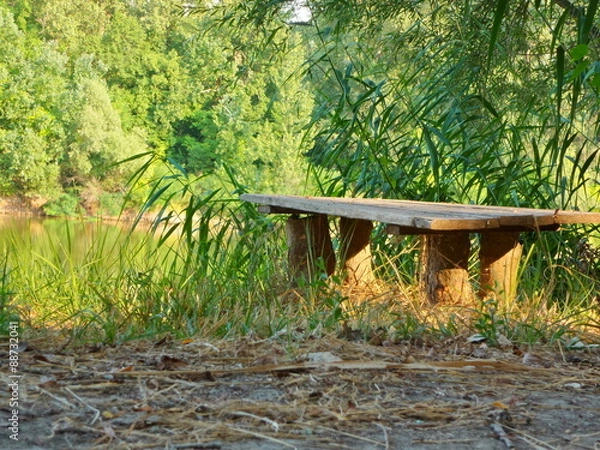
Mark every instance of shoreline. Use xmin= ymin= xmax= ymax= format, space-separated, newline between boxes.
xmin=0 ymin=196 xmax=157 ymax=224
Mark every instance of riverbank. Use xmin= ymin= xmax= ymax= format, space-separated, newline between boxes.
xmin=0 ymin=196 xmax=45 ymax=216
xmin=0 ymin=196 xmax=159 ymax=224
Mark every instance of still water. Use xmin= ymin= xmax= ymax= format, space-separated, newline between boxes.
xmin=0 ymin=216 xmax=162 ymax=268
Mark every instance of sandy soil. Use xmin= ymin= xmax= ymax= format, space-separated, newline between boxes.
xmin=1 ymin=333 xmax=599 ymax=450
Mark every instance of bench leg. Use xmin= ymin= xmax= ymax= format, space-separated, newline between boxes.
xmin=479 ymin=232 xmax=522 ymax=301
xmin=286 ymin=215 xmax=336 ymax=284
xmin=420 ymin=233 xmax=473 ymax=305
xmin=339 ymin=217 xmax=375 ymax=286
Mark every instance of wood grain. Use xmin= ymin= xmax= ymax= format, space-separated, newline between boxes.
xmin=243 ymin=194 xmax=600 ymax=232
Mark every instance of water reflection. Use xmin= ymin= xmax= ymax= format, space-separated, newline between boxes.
xmin=0 ymin=216 xmax=160 ymax=265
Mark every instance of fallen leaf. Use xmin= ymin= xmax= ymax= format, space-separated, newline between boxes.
xmin=496 ymin=333 xmax=512 ymax=347
xmin=101 ymin=423 xmax=117 ymax=440
xmin=251 ymin=355 xmax=278 ymax=366
xmin=467 ymin=333 xmax=487 ymax=343
xmin=156 ymin=355 xmax=188 ymax=370
xmin=491 ymin=401 xmax=509 ymax=410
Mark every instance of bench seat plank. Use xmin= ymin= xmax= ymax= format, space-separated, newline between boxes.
xmin=242 ymin=194 xmax=600 ymax=231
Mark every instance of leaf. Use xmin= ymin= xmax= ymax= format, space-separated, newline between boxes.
xmin=556 ymin=45 xmax=565 ymax=114
xmin=570 ymin=43 xmax=588 ymax=61
xmin=133 ymin=405 xmax=154 ymax=412
xmin=467 ymin=333 xmax=487 ymax=343
xmin=474 ymin=95 xmax=500 ymax=119
xmin=423 ymin=126 xmax=440 ymax=189
xmin=302 ymin=352 xmax=342 ymax=363
xmin=582 ymin=0 xmax=599 ymax=43
xmin=487 ymin=0 xmax=509 ymax=69
xmin=572 ymin=60 xmax=590 ymax=79
xmin=491 ymin=401 xmax=509 ymax=410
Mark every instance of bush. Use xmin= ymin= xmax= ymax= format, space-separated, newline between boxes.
xmin=98 ymin=192 xmax=125 ymax=217
xmin=43 ymin=192 xmax=81 ymax=217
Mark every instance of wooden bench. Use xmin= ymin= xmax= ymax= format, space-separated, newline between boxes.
xmin=241 ymin=194 xmax=600 ymax=304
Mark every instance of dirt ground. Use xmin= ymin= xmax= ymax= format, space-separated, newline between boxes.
xmin=1 ymin=332 xmax=599 ymax=450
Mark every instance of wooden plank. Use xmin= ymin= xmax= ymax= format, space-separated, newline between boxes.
xmin=333 ymin=197 xmax=547 ymax=216
xmin=258 ymin=205 xmax=306 ymax=215
xmin=244 ymin=195 xmax=500 ymax=230
xmin=242 ymin=194 xmax=600 ymax=231
xmin=252 ymin=195 xmax=547 ymax=218
xmin=333 ymin=197 xmax=600 ymax=224
xmin=257 ymin=195 xmax=527 ymax=219
xmin=554 ymin=211 xmax=600 ymax=224
xmin=386 ymin=223 xmax=560 ymax=235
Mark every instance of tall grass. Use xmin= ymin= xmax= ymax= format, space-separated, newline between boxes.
xmin=1 ymin=189 xmax=598 ymax=346
xmin=3 ymin=0 xmax=600 ymax=346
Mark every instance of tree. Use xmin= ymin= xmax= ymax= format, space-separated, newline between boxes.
xmin=0 ymin=6 xmax=67 ymax=197
xmin=210 ymin=32 xmax=315 ymax=194
xmin=35 ymin=0 xmax=108 ymax=56
xmin=170 ymin=110 xmax=220 ymax=173
xmin=63 ymin=77 xmax=142 ymax=188
xmin=207 ymin=0 xmax=600 ymax=209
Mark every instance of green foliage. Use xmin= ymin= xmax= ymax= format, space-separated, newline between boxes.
xmin=0 ymin=1 xmax=316 ymax=204
xmin=64 ymin=77 xmax=140 ymax=187
xmin=43 ymin=191 xmax=81 ymax=217
xmin=211 ymin=0 xmax=600 ymax=303
xmin=98 ymin=192 xmax=125 ymax=217
xmin=0 ymin=255 xmax=18 ymax=330
xmin=169 ymin=110 xmax=220 ymax=173
xmin=0 ymin=6 xmax=65 ymax=197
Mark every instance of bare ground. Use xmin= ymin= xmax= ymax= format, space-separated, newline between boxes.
xmin=1 ymin=332 xmax=599 ymax=450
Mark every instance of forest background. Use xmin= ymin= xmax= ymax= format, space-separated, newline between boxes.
xmin=1 ymin=0 xmax=600 ymax=215
xmin=1 ymin=0 xmax=600 ymax=342
xmin=0 ymin=0 xmax=315 ymax=217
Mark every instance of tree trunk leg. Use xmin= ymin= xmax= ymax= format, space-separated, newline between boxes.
xmin=286 ymin=215 xmax=335 ymax=284
xmin=479 ymin=232 xmax=522 ymax=301
xmin=339 ymin=217 xmax=375 ymax=286
xmin=420 ymin=233 xmax=473 ymax=305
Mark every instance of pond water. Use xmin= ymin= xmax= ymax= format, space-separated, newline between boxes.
xmin=0 ymin=216 xmax=162 ymax=268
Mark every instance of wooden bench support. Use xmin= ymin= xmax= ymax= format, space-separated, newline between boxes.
xmin=420 ymin=233 xmax=473 ymax=305
xmin=286 ymin=215 xmax=335 ymax=284
xmin=339 ymin=217 xmax=375 ymax=286
xmin=479 ymin=231 xmax=522 ymax=301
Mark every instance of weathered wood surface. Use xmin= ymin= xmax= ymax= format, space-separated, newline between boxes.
xmin=243 ymin=194 xmax=600 ymax=304
xmin=243 ymin=194 xmax=600 ymax=231
xmin=420 ymin=233 xmax=474 ymax=305
xmin=286 ymin=215 xmax=335 ymax=283
xmin=339 ymin=218 xmax=375 ymax=286
xmin=479 ymin=232 xmax=523 ymax=301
